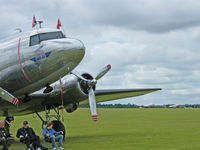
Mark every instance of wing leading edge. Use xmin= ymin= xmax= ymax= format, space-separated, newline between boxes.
xmin=79 ymin=88 xmax=161 ymax=105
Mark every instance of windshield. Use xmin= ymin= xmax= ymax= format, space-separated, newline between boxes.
xmin=39 ymin=31 xmax=64 ymax=42
xmin=30 ymin=34 xmax=39 ymax=46
xmin=30 ymin=31 xmax=65 ymax=46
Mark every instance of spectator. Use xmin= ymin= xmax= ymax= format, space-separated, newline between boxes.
xmin=0 ymin=120 xmax=14 ymax=150
xmin=43 ymin=122 xmax=64 ymax=150
xmin=4 ymin=116 xmax=14 ymax=135
xmin=16 ymin=121 xmax=48 ymax=150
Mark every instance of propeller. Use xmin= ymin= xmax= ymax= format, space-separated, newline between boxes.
xmin=71 ymin=64 xmax=111 ymax=122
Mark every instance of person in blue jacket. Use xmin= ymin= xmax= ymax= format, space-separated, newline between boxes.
xmin=43 ymin=122 xmax=64 ymax=150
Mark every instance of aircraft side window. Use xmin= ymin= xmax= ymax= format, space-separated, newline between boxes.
xmin=30 ymin=35 xmax=39 ymax=46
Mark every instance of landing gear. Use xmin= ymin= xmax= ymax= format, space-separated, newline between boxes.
xmin=52 ymin=120 xmax=66 ymax=140
xmin=35 ymin=106 xmax=66 ymax=140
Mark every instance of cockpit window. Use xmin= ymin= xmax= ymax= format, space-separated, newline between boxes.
xmin=30 ymin=31 xmax=65 ymax=46
xmin=39 ymin=31 xmax=64 ymax=42
xmin=30 ymin=34 xmax=39 ymax=46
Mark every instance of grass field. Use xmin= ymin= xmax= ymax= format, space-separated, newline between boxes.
xmin=1 ymin=108 xmax=200 ymax=150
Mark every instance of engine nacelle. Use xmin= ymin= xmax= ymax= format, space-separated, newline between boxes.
xmin=57 ymin=72 xmax=95 ymax=112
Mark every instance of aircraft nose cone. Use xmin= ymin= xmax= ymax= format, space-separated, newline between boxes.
xmin=50 ymin=38 xmax=85 ymax=55
xmin=44 ymin=38 xmax=85 ymax=61
xmin=73 ymin=38 xmax=85 ymax=52
xmin=64 ymin=38 xmax=85 ymax=62
xmin=39 ymin=38 xmax=85 ymax=74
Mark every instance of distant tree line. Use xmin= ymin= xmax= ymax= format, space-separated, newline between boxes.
xmin=80 ymin=103 xmax=139 ymax=108
xmin=79 ymin=103 xmax=200 ymax=108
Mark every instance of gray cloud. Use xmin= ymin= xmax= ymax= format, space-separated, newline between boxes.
xmin=61 ymin=0 xmax=200 ymax=33
xmin=2 ymin=0 xmax=200 ymax=33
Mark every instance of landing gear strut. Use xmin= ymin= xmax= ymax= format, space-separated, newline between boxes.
xmin=35 ymin=106 xmax=66 ymax=140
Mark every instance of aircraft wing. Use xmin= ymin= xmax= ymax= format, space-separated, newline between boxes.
xmin=79 ymin=88 xmax=161 ymax=105
xmin=0 ymin=87 xmax=161 ymax=116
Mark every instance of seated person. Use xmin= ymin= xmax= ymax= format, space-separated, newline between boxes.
xmin=43 ymin=122 xmax=64 ymax=150
xmin=4 ymin=117 xmax=14 ymax=135
xmin=16 ymin=121 xmax=48 ymax=150
xmin=0 ymin=120 xmax=14 ymax=150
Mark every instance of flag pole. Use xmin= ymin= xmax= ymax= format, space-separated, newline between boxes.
xmin=58 ymin=18 xmax=66 ymax=36
xmin=62 ymin=25 xmax=66 ymax=36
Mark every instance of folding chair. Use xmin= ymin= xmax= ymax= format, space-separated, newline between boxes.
xmin=20 ymin=142 xmax=26 ymax=150
xmin=43 ymin=137 xmax=58 ymax=150
xmin=43 ymin=138 xmax=50 ymax=149
xmin=20 ymin=141 xmax=35 ymax=150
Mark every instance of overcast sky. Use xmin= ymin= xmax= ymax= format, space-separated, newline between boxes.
xmin=0 ymin=0 xmax=200 ymax=105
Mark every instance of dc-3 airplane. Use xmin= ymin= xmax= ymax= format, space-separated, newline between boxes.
xmin=0 ymin=20 xmax=161 ymax=137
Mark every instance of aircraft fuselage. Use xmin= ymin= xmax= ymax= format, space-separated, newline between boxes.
xmin=0 ymin=28 xmax=85 ymax=98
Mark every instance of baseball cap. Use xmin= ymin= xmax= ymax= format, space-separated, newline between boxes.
xmin=5 ymin=116 xmax=14 ymax=123
xmin=23 ymin=121 xmax=28 ymax=125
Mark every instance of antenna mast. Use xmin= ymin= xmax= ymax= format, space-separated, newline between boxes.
xmin=38 ymin=21 xmax=43 ymax=28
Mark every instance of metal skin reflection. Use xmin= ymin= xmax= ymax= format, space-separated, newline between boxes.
xmin=0 ymin=28 xmax=85 ymax=97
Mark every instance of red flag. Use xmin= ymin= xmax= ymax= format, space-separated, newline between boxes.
xmin=57 ymin=18 xmax=61 ymax=29
xmin=32 ymin=16 xmax=37 ymax=28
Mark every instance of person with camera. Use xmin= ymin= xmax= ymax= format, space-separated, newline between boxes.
xmin=16 ymin=121 xmax=48 ymax=150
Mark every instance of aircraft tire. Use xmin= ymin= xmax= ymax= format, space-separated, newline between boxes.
xmin=52 ymin=120 xmax=66 ymax=141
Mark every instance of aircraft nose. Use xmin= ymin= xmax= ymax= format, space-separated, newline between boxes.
xmin=61 ymin=38 xmax=85 ymax=62
xmin=51 ymin=38 xmax=85 ymax=54
xmin=72 ymin=38 xmax=85 ymax=52
xmin=39 ymin=38 xmax=85 ymax=74
xmin=56 ymin=38 xmax=85 ymax=66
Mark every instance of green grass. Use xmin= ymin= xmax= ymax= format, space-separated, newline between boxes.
xmin=1 ymin=108 xmax=200 ymax=150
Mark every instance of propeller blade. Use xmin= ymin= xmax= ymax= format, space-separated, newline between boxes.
xmin=88 ymin=88 xmax=97 ymax=122
xmin=95 ymin=64 xmax=111 ymax=80
xmin=71 ymin=70 xmax=88 ymax=82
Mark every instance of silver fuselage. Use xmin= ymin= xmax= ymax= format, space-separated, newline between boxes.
xmin=0 ymin=28 xmax=85 ymax=98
